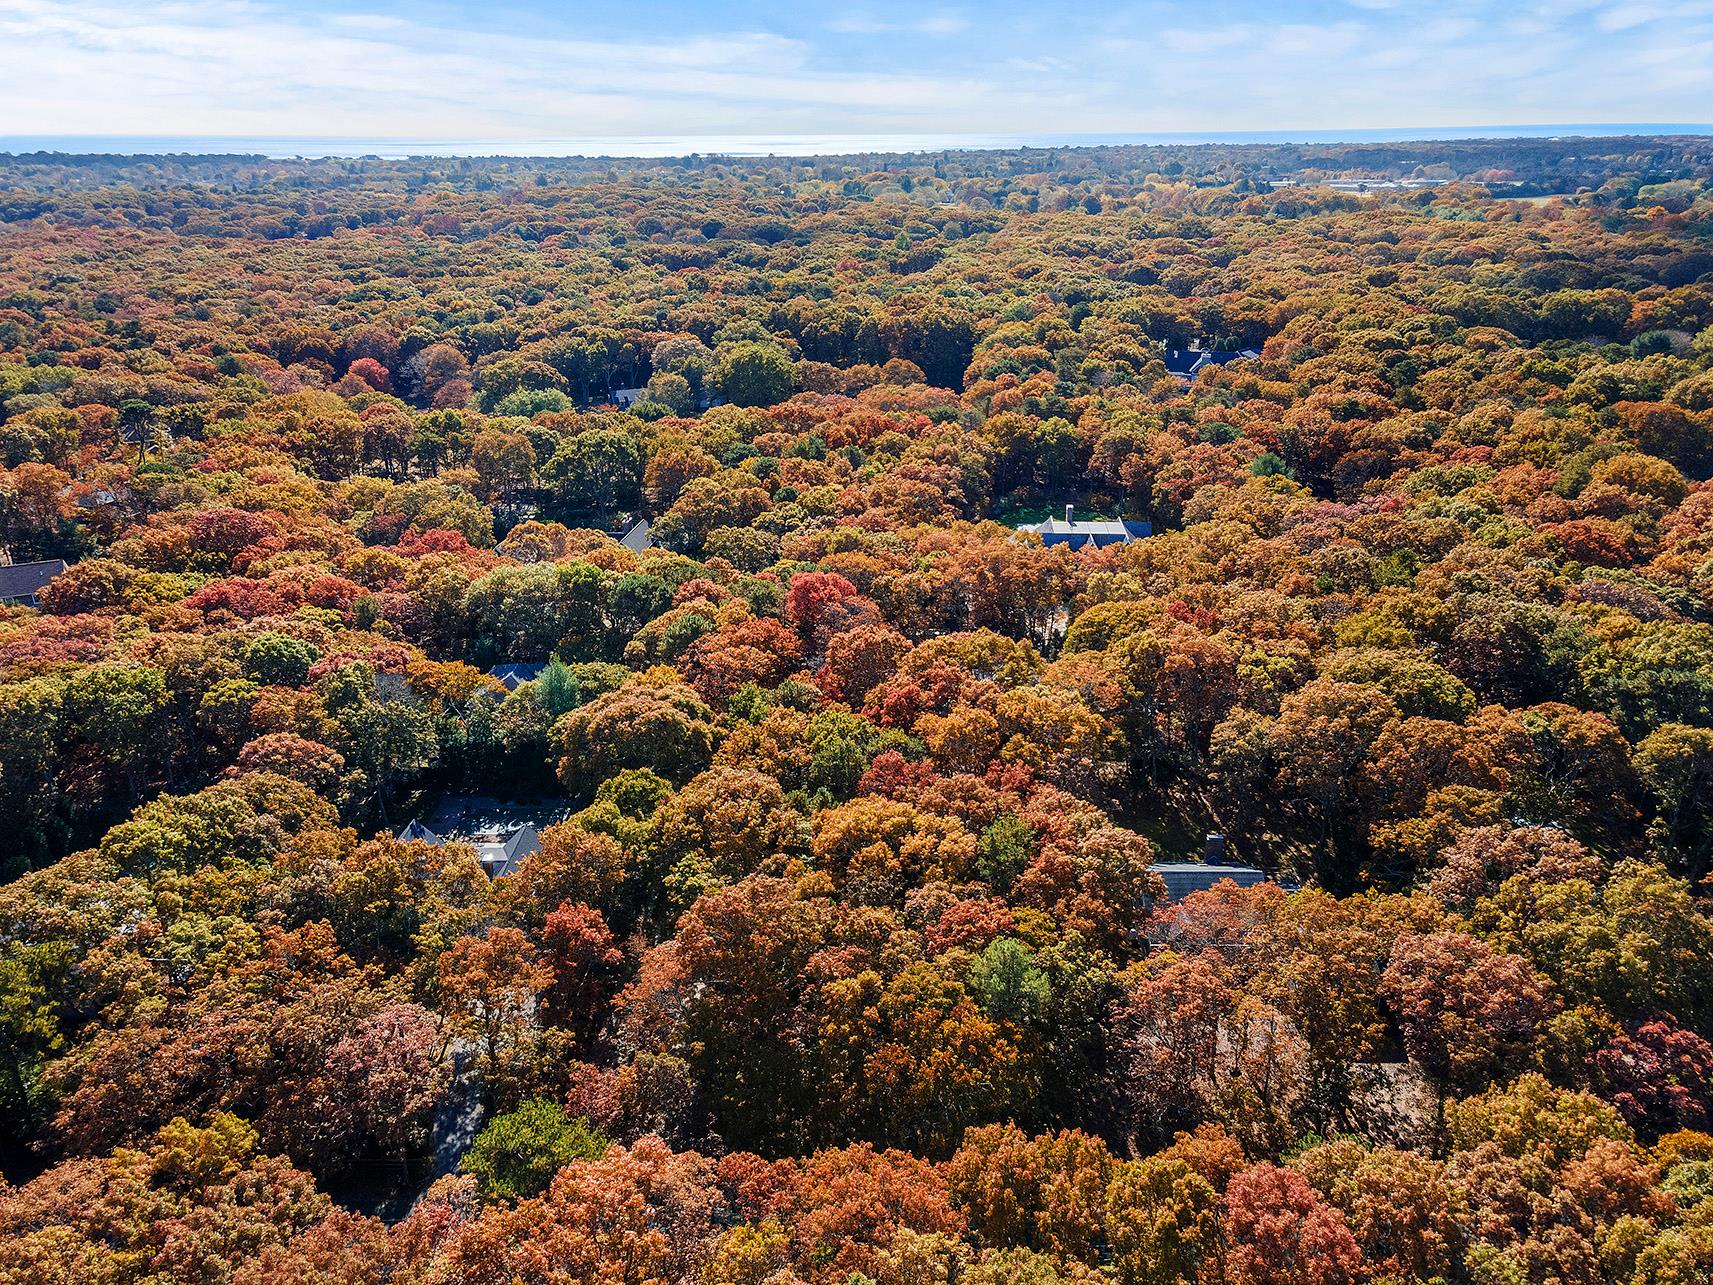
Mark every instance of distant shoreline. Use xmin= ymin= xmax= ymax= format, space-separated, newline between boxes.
xmin=3 ymin=124 xmax=1711 ymax=161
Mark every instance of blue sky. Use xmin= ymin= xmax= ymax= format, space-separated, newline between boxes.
xmin=0 ymin=0 xmax=1710 ymax=140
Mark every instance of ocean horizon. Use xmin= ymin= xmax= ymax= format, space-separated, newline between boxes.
xmin=3 ymin=123 xmax=1711 ymax=160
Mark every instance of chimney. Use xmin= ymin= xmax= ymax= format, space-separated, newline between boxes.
xmin=1205 ymin=833 xmax=1227 ymax=864
xmin=1064 ymin=504 xmax=1075 ymax=525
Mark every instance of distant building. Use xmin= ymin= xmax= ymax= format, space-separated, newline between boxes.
xmin=597 ymin=517 xmax=652 ymax=552
xmin=1018 ymin=505 xmax=1152 ymax=550
xmin=1147 ymin=832 xmax=1268 ymax=900
xmin=1163 ymin=343 xmax=1261 ymax=384
xmin=1267 ymin=177 xmax=1453 ymax=193
xmin=400 ymin=796 xmax=570 ymax=877
xmin=479 ymin=825 xmax=541 ymax=878
xmin=488 ymin=662 xmax=547 ymax=692
xmin=396 ymin=815 xmax=542 ymax=878
xmin=611 ymin=387 xmax=647 ymax=409
xmin=1148 ymin=861 xmax=1268 ymax=901
xmin=0 ymin=559 xmax=67 ymax=606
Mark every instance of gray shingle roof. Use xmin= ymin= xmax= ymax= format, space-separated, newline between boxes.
xmin=399 ymin=816 xmax=539 ymax=877
xmin=1148 ymin=861 xmax=1268 ymax=900
xmin=0 ymin=559 xmax=66 ymax=603
xmin=474 ymin=823 xmax=540 ymax=877
xmin=1017 ymin=514 xmax=1152 ymax=550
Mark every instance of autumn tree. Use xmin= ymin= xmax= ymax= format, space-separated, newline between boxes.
xmin=438 ymin=927 xmax=551 ymax=1104
xmin=1381 ymin=931 xmax=1555 ymax=1111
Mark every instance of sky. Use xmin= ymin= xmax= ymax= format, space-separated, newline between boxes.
xmin=0 ymin=0 xmax=1710 ymax=143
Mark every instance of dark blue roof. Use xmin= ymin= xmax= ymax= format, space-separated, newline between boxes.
xmin=1163 ymin=348 xmax=1260 ymax=380
xmin=1163 ymin=349 xmax=1205 ymax=378
xmin=489 ymin=662 xmax=546 ymax=690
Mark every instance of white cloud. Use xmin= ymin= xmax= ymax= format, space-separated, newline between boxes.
xmin=1156 ymin=25 xmax=1255 ymax=55
xmin=1598 ymin=3 xmax=1668 ymax=30
xmin=827 ymin=10 xmax=970 ymax=36
xmin=0 ymin=0 xmax=1708 ymax=140
xmin=0 ymin=0 xmax=1035 ymax=136
xmin=1595 ymin=0 xmax=1713 ymax=30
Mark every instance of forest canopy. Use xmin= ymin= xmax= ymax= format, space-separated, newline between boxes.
xmin=2 ymin=136 xmax=1713 ymax=1283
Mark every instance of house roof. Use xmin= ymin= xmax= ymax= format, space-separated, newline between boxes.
xmin=489 ymin=662 xmax=546 ymax=691
xmin=1148 ymin=861 xmax=1268 ymax=901
xmin=398 ymin=814 xmax=539 ymax=877
xmin=474 ymin=823 xmax=540 ymax=877
xmin=1029 ymin=517 xmax=1152 ymax=538
xmin=0 ymin=559 xmax=67 ymax=602
xmin=1163 ymin=349 xmax=1207 ymax=378
xmin=1163 ymin=347 xmax=1260 ymax=380
xmin=1018 ymin=516 xmax=1152 ymax=549
xmin=619 ymin=517 xmax=652 ymax=552
xmin=503 ymin=823 xmax=540 ymax=865
xmin=411 ymin=795 xmax=569 ymax=877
